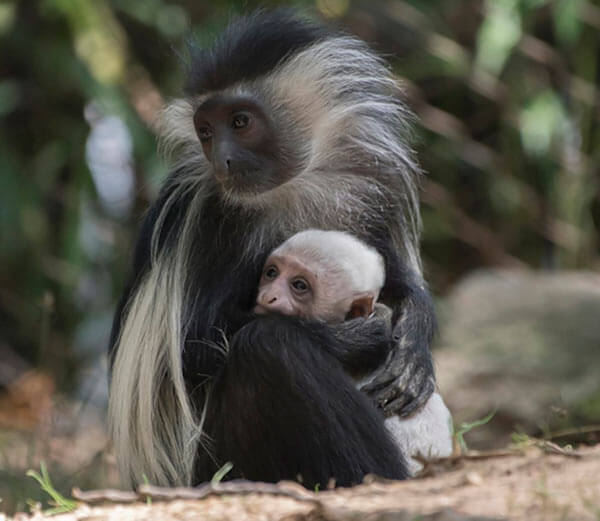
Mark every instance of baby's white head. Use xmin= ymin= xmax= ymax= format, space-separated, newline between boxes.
xmin=254 ymin=229 xmax=385 ymax=322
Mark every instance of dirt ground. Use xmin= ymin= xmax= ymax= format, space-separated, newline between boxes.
xmin=6 ymin=444 xmax=599 ymax=521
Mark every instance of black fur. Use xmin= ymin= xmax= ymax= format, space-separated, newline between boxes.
xmin=110 ymin=178 xmax=411 ymax=484
xmin=185 ymin=9 xmax=332 ymax=95
xmin=203 ymin=315 xmax=407 ymax=487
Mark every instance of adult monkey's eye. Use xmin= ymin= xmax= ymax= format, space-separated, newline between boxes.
xmin=291 ymin=278 xmax=310 ymax=294
xmin=231 ymin=113 xmax=250 ymax=130
xmin=264 ymin=266 xmax=278 ymax=279
xmin=196 ymin=126 xmax=213 ymax=143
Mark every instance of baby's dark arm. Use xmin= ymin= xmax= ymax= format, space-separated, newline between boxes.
xmin=325 ymin=303 xmax=393 ymax=375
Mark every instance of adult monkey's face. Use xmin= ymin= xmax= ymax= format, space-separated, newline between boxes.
xmin=193 ymin=94 xmax=295 ymax=196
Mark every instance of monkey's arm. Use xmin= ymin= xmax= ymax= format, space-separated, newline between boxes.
xmin=361 ymin=272 xmax=436 ymax=418
xmin=350 ymin=229 xmax=436 ymax=417
xmin=325 ymin=312 xmax=393 ymax=374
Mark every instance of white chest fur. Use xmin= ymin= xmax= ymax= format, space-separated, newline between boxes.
xmin=383 ymin=392 xmax=453 ymax=475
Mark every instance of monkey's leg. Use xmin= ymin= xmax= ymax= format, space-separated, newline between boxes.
xmin=211 ymin=315 xmax=408 ymax=488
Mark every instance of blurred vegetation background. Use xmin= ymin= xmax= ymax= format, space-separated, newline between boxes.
xmin=0 ymin=0 xmax=598 ymax=514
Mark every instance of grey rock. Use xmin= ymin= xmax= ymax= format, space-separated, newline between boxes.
xmin=434 ymin=270 xmax=600 ymax=447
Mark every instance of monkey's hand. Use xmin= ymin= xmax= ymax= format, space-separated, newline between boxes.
xmin=371 ymin=302 xmax=393 ymax=327
xmin=360 ymin=292 xmax=436 ymax=418
xmin=327 ymin=310 xmax=393 ymax=375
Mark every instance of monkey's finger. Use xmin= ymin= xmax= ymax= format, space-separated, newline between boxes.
xmin=370 ymin=372 xmax=418 ymax=411
xmin=372 ymin=303 xmax=393 ymax=324
xmin=370 ymin=365 xmax=432 ymax=413
xmin=364 ymin=377 xmax=406 ymax=409
xmin=361 ymin=378 xmax=396 ymax=401
xmin=382 ymin=393 xmax=412 ymax=417
xmin=361 ymin=361 xmax=414 ymax=397
xmin=388 ymin=377 xmax=435 ymax=417
xmin=360 ymin=376 xmax=391 ymax=399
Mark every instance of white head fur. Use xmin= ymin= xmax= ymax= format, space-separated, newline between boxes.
xmin=271 ymin=229 xmax=385 ymax=317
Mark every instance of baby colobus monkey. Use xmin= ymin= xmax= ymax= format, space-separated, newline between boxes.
xmin=256 ymin=229 xmax=453 ymax=475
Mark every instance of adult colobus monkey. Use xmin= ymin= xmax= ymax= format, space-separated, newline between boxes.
xmin=108 ymin=10 xmax=436 ymax=489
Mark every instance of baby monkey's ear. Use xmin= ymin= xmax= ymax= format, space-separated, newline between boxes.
xmin=346 ymin=294 xmax=376 ymax=319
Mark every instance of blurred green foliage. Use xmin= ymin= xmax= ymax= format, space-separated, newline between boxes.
xmin=0 ymin=0 xmax=598 ymax=387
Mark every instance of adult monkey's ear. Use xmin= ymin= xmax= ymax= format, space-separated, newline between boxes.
xmin=347 ymin=294 xmax=375 ymax=319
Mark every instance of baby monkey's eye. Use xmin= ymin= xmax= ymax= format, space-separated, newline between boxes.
xmin=291 ymin=278 xmax=310 ymax=294
xmin=264 ymin=266 xmax=278 ymax=279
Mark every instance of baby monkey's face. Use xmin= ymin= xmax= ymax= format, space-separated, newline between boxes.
xmin=254 ymin=254 xmax=319 ymax=318
xmin=254 ymin=252 xmax=375 ymax=322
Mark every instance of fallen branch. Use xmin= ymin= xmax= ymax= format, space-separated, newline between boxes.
xmin=139 ymin=480 xmax=320 ymax=504
xmin=72 ymin=487 xmax=138 ymax=504
xmin=546 ymin=424 xmax=600 ymax=440
xmin=536 ymin=440 xmax=583 ymax=459
xmin=72 ymin=480 xmax=321 ymax=506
